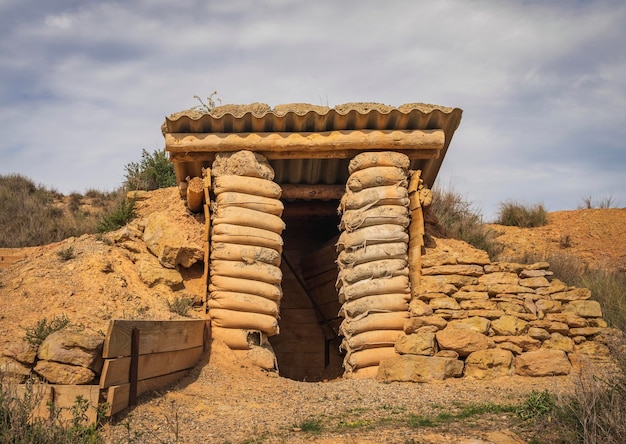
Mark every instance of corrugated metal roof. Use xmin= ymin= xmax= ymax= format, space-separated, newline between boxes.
xmin=163 ymin=102 xmax=462 ymax=191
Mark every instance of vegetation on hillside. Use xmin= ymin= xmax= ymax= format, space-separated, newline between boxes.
xmin=124 ymin=148 xmax=176 ymax=191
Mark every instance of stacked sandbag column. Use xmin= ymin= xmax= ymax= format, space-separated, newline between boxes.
xmin=207 ymin=151 xmax=285 ymax=370
xmin=337 ymin=152 xmax=412 ymax=378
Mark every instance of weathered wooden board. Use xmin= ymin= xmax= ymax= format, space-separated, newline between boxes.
xmin=102 ymin=320 xmax=205 ymax=358
xmin=105 ymin=370 xmax=188 ymax=416
xmin=99 ymin=346 xmax=203 ymax=389
xmin=16 ymin=384 xmax=100 ymax=425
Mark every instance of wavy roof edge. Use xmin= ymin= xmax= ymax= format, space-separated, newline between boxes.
xmin=163 ymin=102 xmax=461 ymax=133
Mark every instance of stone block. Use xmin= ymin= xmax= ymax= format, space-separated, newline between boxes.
xmin=519 ymin=277 xmax=550 ymax=288
xmin=404 ymin=315 xmax=447 ymax=333
xmin=421 ymin=265 xmax=484 ymax=277
xmin=429 ymin=297 xmax=460 ymax=310
xmin=138 ymin=258 xmax=184 ymax=289
xmin=377 ymin=355 xmax=464 ymax=382
xmin=143 ymin=212 xmax=204 ymax=269
xmin=465 ymin=349 xmax=514 ymax=379
xmin=528 ymin=327 xmax=551 ymax=340
xmin=545 ymin=312 xmax=586 ymax=328
xmin=38 ymin=331 xmax=104 ymax=372
xmin=491 ymin=315 xmax=529 ymax=336
xmin=515 ymin=350 xmax=571 ymax=376
xmin=467 ymin=309 xmax=506 ymax=319
xmin=479 ymin=272 xmax=519 ymax=285
xmin=395 ymin=332 xmax=436 ymax=356
xmin=1 ymin=342 xmax=37 ymax=365
xmin=542 ymin=333 xmax=574 ymax=353
xmin=408 ymin=299 xmax=433 ymax=317
xmin=564 ymin=300 xmax=602 ymax=318
xmin=448 ymin=316 xmax=491 ymax=335
xmin=569 ymin=327 xmax=603 ymax=337
xmin=459 ymin=299 xmax=497 ymax=310
xmin=552 ymin=288 xmax=592 ymax=301
xmin=453 ymin=291 xmax=490 ymax=300
xmin=435 ymin=326 xmax=489 ymax=357
xmin=535 ymin=300 xmax=562 ymax=313
xmin=34 ymin=361 xmax=95 ymax=384
xmin=492 ymin=335 xmax=541 ymax=351
xmin=0 ymin=356 xmax=31 ymax=381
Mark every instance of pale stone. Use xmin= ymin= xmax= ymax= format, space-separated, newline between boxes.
xmin=459 ymin=284 xmax=488 ymax=292
xmin=409 ymin=299 xmax=433 ymax=317
xmin=138 ymin=258 xmax=184 ymax=289
xmin=587 ymin=318 xmax=608 ymax=328
xmin=433 ymin=310 xmax=467 ymax=319
xmin=552 ymin=288 xmax=592 ymax=301
xmin=377 ymin=355 xmax=464 ymax=382
xmin=525 ymin=262 xmax=551 ymax=270
xmin=498 ymin=301 xmax=525 ymax=313
xmin=491 ymin=316 xmax=529 ymax=336
xmin=421 ymin=265 xmax=484 ymax=277
xmin=435 ymin=350 xmax=459 ymax=358
xmin=453 ymin=291 xmax=490 ymax=300
xmin=536 ymin=279 xmax=569 ymax=295
xmin=520 ymin=269 xmax=553 ymax=278
xmin=417 ymin=292 xmax=451 ymax=300
xmin=535 ymin=300 xmax=562 ymax=313
xmin=244 ymin=346 xmax=278 ymax=371
xmin=143 ymin=212 xmax=204 ymax=269
xmin=404 ymin=315 xmax=447 ymax=333
xmin=486 ymin=284 xmax=534 ymax=295
xmin=498 ymin=342 xmax=523 ymax=355
xmin=484 ymin=263 xmax=525 ymax=273
xmin=492 ymin=335 xmax=541 ymax=351
xmin=528 ymin=327 xmax=551 ymax=340
xmin=545 ymin=313 xmax=586 ymax=328
xmin=543 ymin=333 xmax=574 ymax=353
xmin=514 ymin=313 xmax=538 ymax=321
xmin=436 ymin=326 xmax=489 ymax=357
xmin=419 ymin=275 xmax=478 ymax=290
xmin=479 ymin=272 xmax=519 ymax=286
xmin=570 ymin=327 xmax=603 ymax=337
xmin=38 ymin=331 xmax=104 ymax=371
xmin=464 ymin=349 xmax=514 ymax=379
xmin=515 ymin=350 xmax=571 ymax=376
xmin=459 ymin=300 xmax=497 ymax=310
xmin=529 ymin=320 xmax=569 ymax=335
xmin=0 ymin=356 xmax=31 ymax=381
xmin=564 ymin=300 xmax=602 ymax=318
xmin=467 ymin=309 xmax=506 ymax=319
xmin=34 ymin=360 xmax=95 ymax=384
xmin=1 ymin=341 xmax=37 ymax=365
xmin=429 ymin=297 xmax=460 ymax=310
xmin=395 ymin=332 xmax=436 ymax=356
xmin=519 ymin=277 xmax=550 ymax=288
xmin=448 ymin=317 xmax=491 ymax=335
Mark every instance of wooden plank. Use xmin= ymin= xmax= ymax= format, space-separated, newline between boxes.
xmin=280 ymin=184 xmax=345 ymax=201
xmin=166 ymin=129 xmax=444 ymax=153
xmin=16 ymin=383 xmax=52 ymax=420
xmin=51 ymin=385 xmax=101 ymax=425
xmin=102 ymin=320 xmax=205 ymax=358
xmin=100 ymin=346 xmax=203 ymax=388
xmin=105 ymin=370 xmax=188 ymax=416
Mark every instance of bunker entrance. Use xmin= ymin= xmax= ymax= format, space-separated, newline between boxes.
xmin=269 ymin=201 xmax=344 ymax=381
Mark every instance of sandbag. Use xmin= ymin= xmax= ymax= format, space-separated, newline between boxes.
xmin=337 ymin=242 xmax=407 ymax=267
xmin=339 ymin=311 xmax=408 ymax=337
xmin=339 ymin=185 xmax=408 ymax=212
xmin=213 ymin=206 xmax=285 ymax=234
xmin=212 ymin=224 xmax=283 ymax=252
xmin=208 ymin=291 xmax=280 ymax=317
xmin=345 ymin=346 xmax=397 ymax=370
xmin=210 ymin=243 xmax=281 ymax=266
xmin=216 ymin=192 xmax=284 ymax=216
xmin=212 ymin=150 xmax=274 ymax=180
xmin=213 ymin=175 xmax=282 ymax=199
xmin=338 ymin=275 xmax=410 ymax=303
xmin=210 ymin=259 xmax=282 ymax=285
xmin=348 ymin=152 xmax=410 ymax=175
xmin=336 ymin=259 xmax=409 ymax=288
xmin=339 ymin=293 xmax=410 ymax=318
xmin=346 ymin=365 xmax=380 ymax=379
xmin=209 ymin=308 xmax=279 ymax=336
xmin=336 ymin=225 xmax=408 ymax=252
xmin=346 ymin=166 xmax=407 ymax=192
xmin=340 ymin=205 xmax=410 ymax=232
xmin=209 ymin=275 xmax=282 ymax=301
xmin=341 ymin=330 xmax=403 ymax=352
xmin=210 ymin=326 xmax=266 ymax=350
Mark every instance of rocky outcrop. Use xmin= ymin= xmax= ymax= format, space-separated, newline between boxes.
xmin=143 ymin=212 xmax=204 ymax=269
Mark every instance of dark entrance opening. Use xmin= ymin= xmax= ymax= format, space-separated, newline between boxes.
xmin=269 ymin=201 xmax=344 ymax=381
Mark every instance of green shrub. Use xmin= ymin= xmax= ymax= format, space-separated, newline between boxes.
xmin=97 ymin=196 xmax=136 ymax=233
xmin=57 ymin=247 xmax=75 ymax=261
xmin=124 ymin=148 xmax=176 ymax=191
xmin=295 ymin=417 xmax=323 ymax=433
xmin=496 ymin=201 xmax=548 ymax=228
xmin=516 ymin=390 xmax=555 ymax=421
xmin=166 ymin=296 xmax=194 ymax=317
xmin=429 ymin=186 xmax=503 ymax=258
xmin=22 ymin=315 xmax=71 ymax=347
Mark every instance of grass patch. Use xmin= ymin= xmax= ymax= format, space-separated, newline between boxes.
xmin=295 ymin=417 xmax=323 ymax=433
xmin=496 ymin=201 xmax=548 ymax=228
xmin=56 ymin=246 xmax=76 ymax=261
xmin=97 ymin=196 xmax=136 ymax=233
xmin=515 ymin=390 xmax=555 ymax=422
xmin=407 ymin=402 xmax=515 ymax=428
xmin=166 ymin=296 xmax=194 ymax=317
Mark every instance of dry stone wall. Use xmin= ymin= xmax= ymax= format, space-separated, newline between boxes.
xmin=378 ymin=238 xmax=611 ymax=382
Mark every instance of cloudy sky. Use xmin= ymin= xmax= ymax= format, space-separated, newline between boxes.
xmin=1 ymin=0 xmax=624 ymax=220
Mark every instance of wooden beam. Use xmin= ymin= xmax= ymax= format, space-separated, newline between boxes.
xmin=280 ymin=184 xmax=345 ymax=201
xmin=281 ymin=201 xmax=340 ymax=218
xmin=166 ymin=129 xmax=444 ymax=153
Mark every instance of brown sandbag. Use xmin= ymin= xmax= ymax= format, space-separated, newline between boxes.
xmin=346 ymin=166 xmax=407 ymax=192
xmin=338 ymin=275 xmax=410 ymax=303
xmin=339 ymin=185 xmax=409 ymax=212
xmin=210 ymin=259 xmax=282 ymax=285
xmin=216 ymin=192 xmax=284 ymax=216
xmin=209 ymin=275 xmax=282 ymax=301
xmin=211 ymin=326 xmax=263 ymax=350
xmin=213 ymin=206 xmax=285 ymax=234
xmin=341 ymin=330 xmax=403 ymax=352
xmin=208 ymin=291 xmax=280 ymax=317
xmin=209 ymin=308 xmax=279 ymax=336
xmin=213 ymin=175 xmax=282 ymax=199
xmin=336 ymin=259 xmax=409 ymax=288
xmin=336 ymin=225 xmax=408 ymax=252
xmin=345 ymin=346 xmax=398 ymax=370
xmin=346 ymin=365 xmax=379 ymax=379
xmin=339 ymin=311 xmax=408 ymax=337
xmin=339 ymin=293 xmax=410 ymax=318
xmin=340 ymin=205 xmax=410 ymax=232
xmin=210 ymin=243 xmax=281 ymax=266
xmin=212 ymin=150 xmax=274 ymax=180
xmin=337 ymin=242 xmax=407 ymax=267
xmin=212 ymin=224 xmax=283 ymax=252
xmin=348 ymin=152 xmax=410 ymax=175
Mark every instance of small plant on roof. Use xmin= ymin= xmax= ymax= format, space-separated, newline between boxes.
xmin=192 ymin=90 xmax=221 ymax=114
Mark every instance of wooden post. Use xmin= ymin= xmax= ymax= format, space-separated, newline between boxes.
xmin=202 ymin=168 xmax=212 ymax=314
xmin=408 ymin=170 xmax=425 ymax=297
xmin=129 ymin=328 xmax=140 ymax=407
xmin=186 ymin=176 xmax=205 ymax=213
